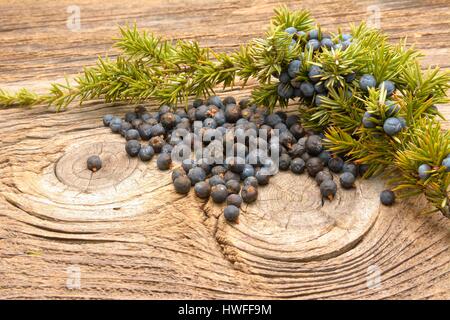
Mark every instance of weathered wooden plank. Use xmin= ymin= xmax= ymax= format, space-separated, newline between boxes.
xmin=0 ymin=0 xmax=449 ymax=299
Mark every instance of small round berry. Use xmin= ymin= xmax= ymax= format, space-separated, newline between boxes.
xmin=125 ymin=129 xmax=140 ymax=141
xmin=305 ymin=135 xmax=323 ymax=156
xmin=379 ymin=80 xmax=396 ymax=96
xmin=173 ymin=176 xmax=191 ymax=194
xmin=209 ymin=175 xmax=225 ymax=187
xmin=385 ymin=101 xmax=400 ymax=116
xmin=103 ymin=114 xmax=114 ymax=127
xmin=265 ymin=114 xmax=283 ymax=127
xmin=290 ymin=158 xmax=306 ymax=174
xmin=137 ymin=123 xmax=152 ymax=140
xmin=418 ymin=164 xmax=431 ymax=180
xmin=306 ymin=157 xmax=324 ymax=177
xmin=125 ymin=111 xmax=138 ymax=123
xmin=315 ymin=170 xmax=333 ymax=186
xmin=87 ymin=155 xmax=102 ymax=172
xmin=286 ymin=115 xmax=299 ymax=128
xmin=359 ymin=74 xmax=377 ymax=92
xmin=327 ymin=156 xmax=344 ymax=172
xmin=279 ymin=153 xmax=292 ymax=171
xmin=131 ymin=118 xmax=143 ymax=129
xmin=288 ymin=59 xmax=302 ymax=78
xmin=308 ymin=65 xmax=322 ymax=84
xmin=340 ymin=172 xmax=356 ymax=189
xmin=277 ymin=83 xmax=294 ymax=99
xmin=240 ymin=164 xmax=255 ymax=180
xmin=138 ymin=145 xmax=155 ymax=161
xmin=227 ymin=194 xmax=243 ymax=208
xmin=224 ymin=170 xmax=241 ymax=183
xmin=244 ymin=176 xmax=259 ymax=188
xmin=211 ymin=184 xmax=228 ymax=203
xmin=157 ymin=153 xmax=172 ymax=170
xmin=285 ymin=26 xmax=297 ymax=34
xmin=226 ymin=179 xmax=241 ymax=194
xmin=171 ymin=167 xmax=187 ymax=182
xmin=306 ymin=39 xmax=320 ymax=51
xmin=125 ymin=140 xmax=141 ymax=157
xmin=300 ymin=82 xmax=315 ymax=98
xmin=321 ymin=38 xmax=334 ymax=49
xmin=383 ymin=117 xmax=403 ymax=136
xmin=224 ymin=205 xmax=240 ymax=222
xmin=241 ymin=185 xmax=258 ymax=203
xmin=149 ymin=136 xmax=165 ymax=153
xmin=161 ymin=144 xmax=173 ymax=154
xmin=442 ymin=158 xmax=450 ymax=172
xmin=344 ymin=72 xmax=356 ymax=83
xmin=109 ymin=117 xmax=122 ymax=133
xmin=342 ymin=163 xmax=358 ymax=177
xmin=188 ymin=167 xmax=206 ymax=185
xmin=380 ymin=190 xmax=395 ymax=206
xmin=225 ymin=104 xmax=242 ymax=123
xmin=255 ymin=169 xmax=270 ymax=185
xmin=160 ymin=112 xmax=176 ymax=130
xmin=320 ymin=180 xmax=337 ymax=200
xmin=120 ymin=122 xmax=133 ymax=137
xmin=211 ymin=165 xmax=227 ymax=176
xmin=318 ymin=150 xmax=331 ymax=164
xmin=362 ymin=111 xmax=377 ymax=128
xmin=358 ymin=164 xmax=370 ymax=177
xmin=208 ymin=96 xmax=225 ymax=109
xmin=194 ymin=181 xmax=211 ymax=199
xmin=150 ymin=123 xmax=165 ymax=137
xmin=290 ymin=123 xmax=305 ymax=139
xmin=222 ymin=96 xmax=236 ymax=106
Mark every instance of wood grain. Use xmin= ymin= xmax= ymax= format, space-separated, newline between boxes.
xmin=0 ymin=0 xmax=449 ymax=299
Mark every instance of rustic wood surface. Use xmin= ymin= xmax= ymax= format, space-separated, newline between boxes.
xmin=0 ymin=0 xmax=449 ymax=299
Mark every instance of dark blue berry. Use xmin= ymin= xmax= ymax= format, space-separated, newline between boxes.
xmin=171 ymin=167 xmax=187 ymax=182
xmin=125 ymin=129 xmax=140 ymax=141
xmin=240 ymin=164 xmax=255 ymax=180
xmin=208 ymin=96 xmax=225 ymax=109
xmin=120 ymin=122 xmax=133 ymax=137
xmin=192 ymin=99 xmax=204 ymax=108
xmin=109 ymin=117 xmax=122 ymax=133
xmin=385 ymin=101 xmax=400 ymax=116
xmin=160 ymin=112 xmax=176 ymax=130
xmin=188 ymin=167 xmax=206 ymax=185
xmin=243 ymin=176 xmax=258 ymax=188
xmin=137 ymin=123 xmax=153 ymax=140
xmin=211 ymin=184 xmax=228 ymax=203
xmin=194 ymin=181 xmax=211 ymax=199
xmin=138 ymin=145 xmax=155 ymax=161
xmin=359 ymin=74 xmax=377 ymax=92
xmin=379 ymin=80 xmax=396 ymax=96
xmin=286 ymin=115 xmax=299 ymax=128
xmin=224 ymin=170 xmax=241 ymax=183
xmin=195 ymin=105 xmax=209 ymax=121
xmin=225 ymin=104 xmax=242 ymax=123
xmin=161 ymin=144 xmax=173 ymax=154
xmin=87 ymin=155 xmax=102 ymax=172
xmin=305 ymin=135 xmax=323 ymax=156
xmin=103 ymin=114 xmax=114 ymax=127
xmin=383 ymin=117 xmax=402 ymax=136
xmin=342 ymin=163 xmax=358 ymax=177
xmin=362 ymin=111 xmax=377 ymax=128
xmin=380 ymin=190 xmax=395 ymax=206
xmin=320 ymin=180 xmax=337 ymax=200
xmin=280 ymin=131 xmax=296 ymax=148
xmin=125 ymin=112 xmax=138 ymax=123
xmin=125 ymin=140 xmax=141 ymax=157
xmin=418 ymin=164 xmax=431 ymax=180
xmin=306 ymin=157 xmax=324 ymax=177
xmin=159 ymin=105 xmax=171 ymax=114
xmin=315 ymin=170 xmax=333 ymax=186
xmin=131 ymin=118 xmax=143 ymax=129
xmin=289 ymin=123 xmax=305 ymax=139
xmin=255 ymin=169 xmax=270 ymax=185
xmin=318 ymin=150 xmax=331 ymax=164
xmin=288 ymin=59 xmax=302 ymax=78
xmin=224 ymin=205 xmax=240 ymax=222
xmin=306 ymin=39 xmax=320 ymax=51
xmin=173 ymin=176 xmax=191 ymax=194
xmin=285 ymin=26 xmax=297 ymax=34
xmin=277 ymin=83 xmax=294 ymax=99
xmin=300 ymin=82 xmax=315 ymax=98
xmin=342 ymin=34 xmax=352 ymax=41
xmin=340 ymin=172 xmax=356 ymax=189
xmin=209 ymin=175 xmax=226 ymax=186
xmin=358 ymin=164 xmax=370 ymax=177
xmin=226 ymin=179 xmax=241 ymax=194
xmin=211 ymin=165 xmax=227 ymax=176
xmin=345 ymin=72 xmax=356 ymax=83
xmin=308 ymin=65 xmax=323 ymax=83
xmin=265 ymin=114 xmax=283 ymax=127
xmin=290 ymin=158 xmax=305 ymax=174
xmin=279 ymin=153 xmax=291 ymax=171
xmin=321 ymin=38 xmax=334 ymax=49
xmin=151 ymin=123 xmax=165 ymax=137
xmin=227 ymin=194 xmax=243 ymax=208
xmin=314 ymin=82 xmax=326 ymax=94
xmin=182 ymin=159 xmax=196 ymax=173
xmin=157 ymin=153 xmax=172 ymax=170
xmin=279 ymin=71 xmax=290 ymax=84
xmin=241 ymin=185 xmax=258 ymax=203
xmin=442 ymin=158 xmax=450 ymax=172
xmin=149 ymin=136 xmax=165 ymax=153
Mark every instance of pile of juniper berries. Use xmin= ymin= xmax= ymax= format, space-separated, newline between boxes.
xmin=102 ymin=95 xmax=396 ymax=223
